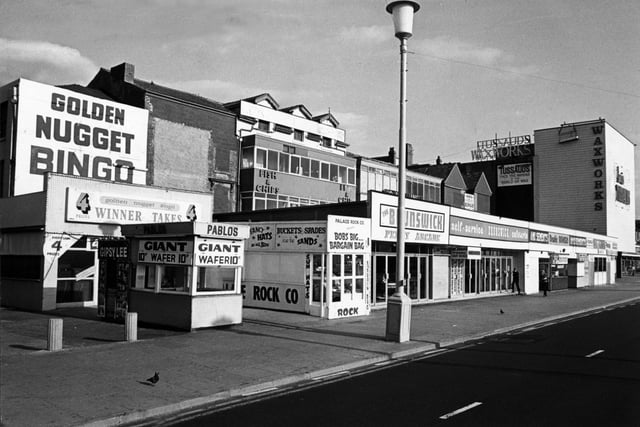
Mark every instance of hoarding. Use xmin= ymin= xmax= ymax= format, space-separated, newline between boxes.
xmin=14 ymin=79 xmax=148 ymax=195
xmin=497 ymin=163 xmax=532 ymax=187
xmin=327 ymin=215 xmax=370 ymax=253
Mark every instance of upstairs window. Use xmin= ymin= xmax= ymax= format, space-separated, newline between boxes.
xmin=257 ymin=120 xmax=270 ymax=132
xmin=293 ymin=130 xmax=304 ymax=141
xmin=322 ymin=137 xmax=332 ymax=148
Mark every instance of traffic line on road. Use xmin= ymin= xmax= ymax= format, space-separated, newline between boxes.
xmin=439 ymin=401 xmax=483 ymax=420
xmin=585 ymin=349 xmax=605 ymax=358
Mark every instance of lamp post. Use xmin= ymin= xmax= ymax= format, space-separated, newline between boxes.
xmin=385 ymin=0 xmax=420 ymax=343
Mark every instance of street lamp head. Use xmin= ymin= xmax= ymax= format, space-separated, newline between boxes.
xmin=386 ymin=0 xmax=420 ymax=39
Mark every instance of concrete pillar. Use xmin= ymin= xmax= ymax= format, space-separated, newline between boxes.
xmin=47 ymin=318 xmax=63 ymax=351
xmin=125 ymin=312 xmax=138 ymax=342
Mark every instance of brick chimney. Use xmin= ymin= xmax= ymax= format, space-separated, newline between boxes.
xmin=388 ymin=146 xmax=397 ymax=165
xmin=110 ymin=63 xmax=135 ymax=84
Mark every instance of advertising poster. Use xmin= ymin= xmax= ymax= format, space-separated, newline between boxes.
xmin=326 ymin=215 xmax=370 ymax=253
xmin=194 ymin=237 xmax=244 ymax=267
xmin=137 ymin=240 xmax=193 ymax=265
xmin=14 ymin=79 xmax=148 ymax=195
xmin=497 ymin=163 xmax=532 ymax=187
xmin=66 ymin=187 xmax=200 ymax=225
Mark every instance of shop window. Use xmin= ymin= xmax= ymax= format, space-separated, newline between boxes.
xmin=321 ymin=162 xmax=330 ymax=180
xmin=56 ymin=250 xmax=96 ymax=303
xmin=279 ymin=153 xmax=289 ymax=173
xmin=143 ymin=265 xmax=156 ymax=289
xmin=311 ymin=160 xmax=320 ymax=178
xmin=159 ymin=265 xmax=190 ymax=293
xmin=241 ymin=147 xmax=254 ymax=169
xmin=197 ymin=267 xmax=235 ymax=292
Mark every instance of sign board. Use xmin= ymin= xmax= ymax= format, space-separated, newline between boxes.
xmin=244 ymin=221 xmax=327 ymax=252
xmin=14 ymin=79 xmax=148 ymax=195
xmin=370 ymin=192 xmax=449 ymax=244
xmin=97 ymin=239 xmax=129 ymax=260
xmin=194 ymin=237 xmax=244 ymax=267
xmin=467 ymin=247 xmax=482 ymax=260
xmin=66 ymin=187 xmax=200 ymax=225
xmin=326 ymin=215 xmax=370 ymax=253
xmin=463 ymin=193 xmax=475 ymax=211
xmin=43 ymin=232 xmax=82 ymax=279
xmin=449 ymin=216 xmax=529 ymax=242
xmin=241 ymin=282 xmax=307 ymax=313
xmin=497 ymin=163 xmax=532 ymax=187
xmin=137 ymin=239 xmax=193 ymax=265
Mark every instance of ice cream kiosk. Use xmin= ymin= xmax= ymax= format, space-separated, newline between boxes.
xmin=121 ymin=221 xmax=250 ymax=330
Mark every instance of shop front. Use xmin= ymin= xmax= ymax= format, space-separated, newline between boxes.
xmin=121 ymin=221 xmax=250 ymax=330
xmin=241 ymin=215 xmax=371 ymax=319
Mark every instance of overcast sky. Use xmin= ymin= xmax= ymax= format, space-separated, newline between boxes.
xmin=1 ymin=0 xmax=638 ymax=208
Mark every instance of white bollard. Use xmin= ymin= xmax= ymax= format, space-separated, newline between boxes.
xmin=48 ymin=318 xmax=63 ymax=351
xmin=125 ymin=312 xmax=138 ymax=342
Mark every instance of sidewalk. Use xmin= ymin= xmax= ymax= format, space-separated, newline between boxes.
xmin=2 ymin=277 xmax=639 ymax=427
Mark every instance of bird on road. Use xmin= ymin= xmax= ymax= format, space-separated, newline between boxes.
xmin=146 ymin=372 xmax=159 ymax=385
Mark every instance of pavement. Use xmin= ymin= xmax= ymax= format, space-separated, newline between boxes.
xmin=1 ymin=276 xmax=640 ymax=427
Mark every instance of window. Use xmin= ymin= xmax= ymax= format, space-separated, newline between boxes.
xmin=197 ymin=267 xmax=235 ymax=292
xmin=284 ymin=145 xmax=296 ymax=154
xmin=258 ymin=120 xmax=270 ymax=132
xmin=339 ymin=166 xmax=347 ymax=183
xmin=160 ymin=265 xmax=190 ymax=292
xmin=348 ymin=168 xmax=355 ymax=185
xmin=57 ymin=250 xmax=95 ymax=303
xmin=330 ymin=164 xmax=339 ymax=182
xmin=321 ymin=163 xmax=330 ymax=180
xmin=322 ymin=137 xmax=332 ymax=147
xmin=279 ymin=152 xmax=289 ymax=173
xmin=267 ymin=149 xmax=278 ymax=171
xmin=256 ymin=148 xmax=267 ymax=168
xmin=143 ymin=265 xmax=156 ymax=289
xmin=311 ymin=160 xmax=320 ymax=178
xmin=267 ymin=194 xmax=278 ymax=209
xmin=291 ymin=156 xmax=300 ymax=174
xmin=294 ymin=130 xmax=304 ymax=141
xmin=241 ymin=147 xmax=254 ymax=169
xmin=301 ymin=157 xmax=310 ymax=176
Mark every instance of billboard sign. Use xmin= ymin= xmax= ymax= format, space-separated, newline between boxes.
xmin=14 ymin=79 xmax=148 ymax=195
xmin=497 ymin=163 xmax=532 ymax=187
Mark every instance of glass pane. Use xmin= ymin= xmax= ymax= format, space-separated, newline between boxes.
xmin=256 ymin=149 xmax=267 ymax=168
xmin=267 ymin=198 xmax=277 ymax=209
xmin=344 ymin=255 xmax=353 ymax=276
xmin=344 ymin=278 xmax=352 ymax=294
xmin=321 ymin=163 xmax=329 ymax=180
xmin=330 ymin=164 xmax=339 ymax=182
xmin=56 ymin=280 xmax=93 ymax=303
xmin=255 ymin=199 xmax=266 ymax=210
xmin=268 ymin=150 xmax=278 ymax=171
xmin=291 ymin=156 xmax=300 ymax=174
xmin=332 ymin=254 xmax=341 ymax=277
xmin=332 ymin=279 xmax=341 ymax=302
xmin=279 ymin=153 xmax=289 ymax=172
xmin=339 ymin=166 xmax=347 ymax=183
xmin=348 ymin=168 xmax=355 ymax=185
xmin=311 ymin=160 xmax=320 ymax=178
xmin=197 ymin=267 xmax=235 ymax=291
xmin=356 ymin=255 xmax=364 ymax=275
xmin=242 ymin=147 xmax=254 ymax=168
xmin=144 ymin=265 xmax=156 ymax=289
xmin=160 ymin=265 xmax=189 ymax=292
xmin=355 ymin=278 xmax=363 ymax=293
xmin=301 ymin=157 xmax=310 ymax=176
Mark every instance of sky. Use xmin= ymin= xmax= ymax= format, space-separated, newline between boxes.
xmin=1 ymin=0 xmax=639 ymax=207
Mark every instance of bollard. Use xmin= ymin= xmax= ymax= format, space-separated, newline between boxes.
xmin=48 ymin=318 xmax=63 ymax=351
xmin=125 ymin=312 xmax=138 ymax=342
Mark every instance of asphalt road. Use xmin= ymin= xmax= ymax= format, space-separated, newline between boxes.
xmin=164 ymin=301 xmax=640 ymax=427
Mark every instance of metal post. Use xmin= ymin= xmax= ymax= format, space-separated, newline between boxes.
xmin=47 ymin=318 xmax=63 ymax=351
xmin=125 ymin=312 xmax=138 ymax=342
xmin=385 ymin=36 xmax=412 ymax=343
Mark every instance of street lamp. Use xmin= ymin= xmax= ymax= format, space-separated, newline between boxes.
xmin=385 ymin=0 xmax=420 ymax=343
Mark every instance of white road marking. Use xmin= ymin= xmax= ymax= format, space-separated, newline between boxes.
xmin=241 ymin=387 xmax=278 ymax=397
xmin=585 ymin=349 xmax=605 ymax=358
xmin=439 ymin=401 xmax=483 ymax=419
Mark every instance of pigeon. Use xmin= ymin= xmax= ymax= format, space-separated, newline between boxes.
xmin=146 ymin=372 xmax=159 ymax=385
xmin=499 ymin=309 xmax=504 ymax=314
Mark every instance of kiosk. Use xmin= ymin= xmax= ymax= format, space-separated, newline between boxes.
xmin=121 ymin=221 xmax=250 ymax=330
xmin=242 ymin=215 xmax=371 ymax=319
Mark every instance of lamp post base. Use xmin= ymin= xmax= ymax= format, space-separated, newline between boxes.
xmin=385 ymin=290 xmax=412 ymax=342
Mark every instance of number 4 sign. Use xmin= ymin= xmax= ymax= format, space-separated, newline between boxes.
xmin=76 ymin=192 xmax=91 ymax=214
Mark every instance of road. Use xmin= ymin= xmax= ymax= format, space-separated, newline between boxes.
xmin=164 ymin=302 xmax=640 ymax=426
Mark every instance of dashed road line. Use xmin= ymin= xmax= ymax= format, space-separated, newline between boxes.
xmin=585 ymin=349 xmax=605 ymax=358
xmin=439 ymin=401 xmax=483 ymax=420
